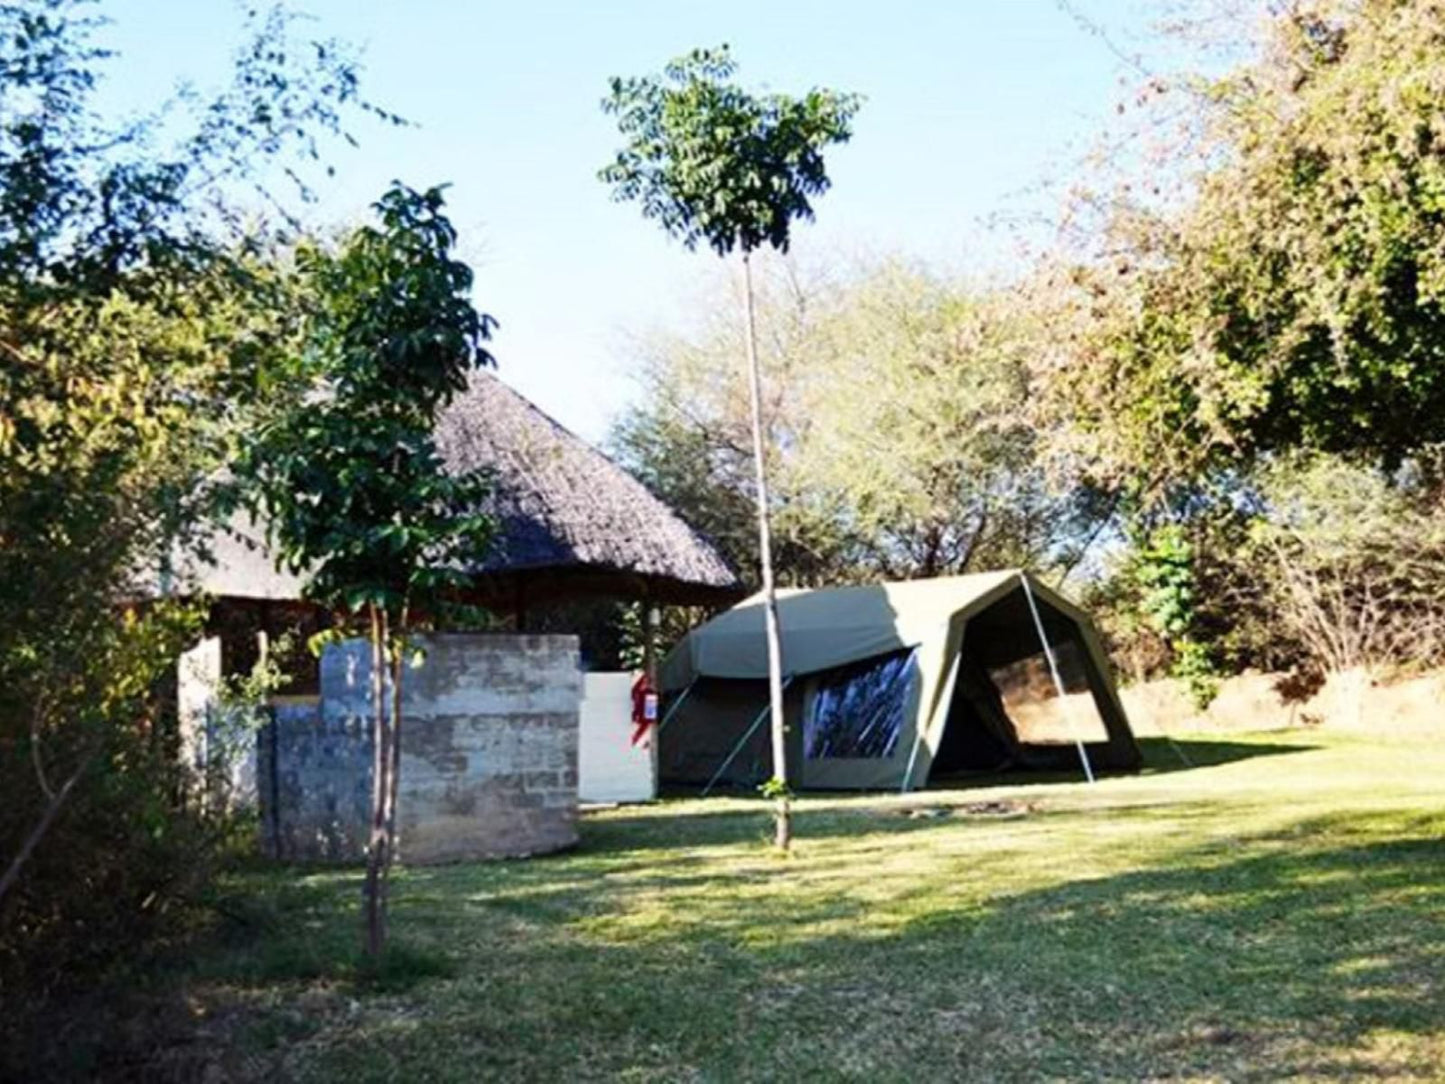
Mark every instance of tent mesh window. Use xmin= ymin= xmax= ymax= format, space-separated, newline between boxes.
xmin=804 ymin=649 xmax=918 ymax=760
xmin=988 ymin=637 xmax=1107 ymax=744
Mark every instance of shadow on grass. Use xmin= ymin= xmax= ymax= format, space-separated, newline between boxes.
xmin=2 ymin=877 xmax=457 ymax=1083
xmin=658 ymin=737 xmax=1314 ymax=807
xmin=926 ymin=735 xmax=1316 ymax=790
xmin=213 ymin=808 xmax=1445 ymax=1082
xmin=1136 ymin=734 xmax=1318 ymax=774
xmin=859 ymin=816 xmax=1445 ymax=1076
xmin=195 ymin=874 xmax=457 ymax=994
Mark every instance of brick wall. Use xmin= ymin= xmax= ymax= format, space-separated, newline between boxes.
xmin=259 ymin=633 xmax=581 ymax=863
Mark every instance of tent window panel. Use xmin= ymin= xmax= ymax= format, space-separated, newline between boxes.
xmin=988 ymin=638 xmax=1107 ymax=744
xmin=805 ymin=649 xmax=918 ymax=760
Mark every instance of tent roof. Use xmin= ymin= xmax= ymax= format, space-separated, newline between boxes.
xmin=661 ymin=570 xmax=1050 ymax=689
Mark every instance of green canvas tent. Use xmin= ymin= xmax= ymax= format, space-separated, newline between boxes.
xmin=658 ymin=571 xmax=1141 ymax=792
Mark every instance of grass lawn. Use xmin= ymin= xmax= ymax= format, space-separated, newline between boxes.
xmin=154 ymin=727 xmax=1443 ymax=1082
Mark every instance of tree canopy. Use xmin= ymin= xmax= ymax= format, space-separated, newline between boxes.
xmin=239 ymin=183 xmax=497 ymax=618
xmin=600 ymin=45 xmax=860 ymax=256
xmin=613 ymin=257 xmax=1112 ymax=587
xmin=1040 ymin=0 xmax=1445 ymax=485
xmin=0 ymin=0 xmax=391 ymax=1038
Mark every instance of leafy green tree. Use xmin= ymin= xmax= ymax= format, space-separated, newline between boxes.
xmin=0 ymin=1 xmax=383 ymax=1058
xmin=1042 ymin=0 xmax=1445 ymax=486
xmin=237 ymin=183 xmax=496 ymax=958
xmin=601 ymin=46 xmax=859 ymax=850
xmin=614 ymin=256 xmax=1113 ymax=587
xmin=1024 ymin=0 xmax=1445 ymax=691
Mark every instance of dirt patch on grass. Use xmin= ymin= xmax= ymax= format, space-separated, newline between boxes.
xmin=893 ymin=799 xmax=1040 ymax=820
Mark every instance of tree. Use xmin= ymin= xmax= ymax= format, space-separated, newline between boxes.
xmin=1040 ymin=0 xmax=1445 ymax=487
xmin=1020 ymin=1 xmax=1445 ymax=695
xmin=601 ymin=47 xmax=859 ymax=850
xmin=0 ymin=0 xmax=378 ymax=1019
xmin=237 ymin=183 xmax=496 ymax=958
xmin=1245 ymin=453 xmax=1445 ymax=682
xmin=613 ymin=256 xmax=1113 ymax=588
xmin=612 ymin=256 xmax=861 ymax=589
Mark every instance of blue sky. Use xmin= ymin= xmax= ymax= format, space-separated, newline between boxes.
xmin=104 ymin=0 xmax=1157 ymax=442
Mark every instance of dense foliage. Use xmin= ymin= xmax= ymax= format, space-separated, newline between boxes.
xmin=0 ymin=2 xmax=382 ymax=1067
xmin=1042 ymin=0 xmax=1445 ymax=481
xmin=1031 ymin=0 xmax=1445 ymax=691
xmin=613 ymin=257 xmax=1114 ymax=588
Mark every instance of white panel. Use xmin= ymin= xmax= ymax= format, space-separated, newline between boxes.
xmin=578 ymin=672 xmax=656 ymax=803
xmin=178 ymin=636 xmax=222 ymax=773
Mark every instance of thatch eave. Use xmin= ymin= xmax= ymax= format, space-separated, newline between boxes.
xmin=168 ymin=372 xmax=743 ymax=610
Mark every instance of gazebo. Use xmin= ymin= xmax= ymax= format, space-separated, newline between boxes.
xmin=180 ymin=372 xmax=743 ymax=680
xmin=167 ymin=374 xmax=742 ymax=844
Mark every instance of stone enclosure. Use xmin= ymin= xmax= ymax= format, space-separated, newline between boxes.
xmin=257 ymin=634 xmax=581 ymax=863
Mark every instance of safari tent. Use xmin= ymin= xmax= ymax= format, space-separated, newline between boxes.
xmin=658 ymin=571 xmax=1141 ymax=792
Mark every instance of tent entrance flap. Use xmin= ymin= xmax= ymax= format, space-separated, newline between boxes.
xmin=928 ymin=655 xmax=1018 ymax=776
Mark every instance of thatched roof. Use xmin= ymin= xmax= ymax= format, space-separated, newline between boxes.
xmin=180 ymin=373 xmax=741 ymax=609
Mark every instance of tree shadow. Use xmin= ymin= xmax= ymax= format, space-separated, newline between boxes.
xmin=922 ymin=734 xmax=1316 ymax=790
xmin=769 ymin=815 xmax=1445 ymax=1079
xmin=217 ymin=807 xmax=1445 ymax=1082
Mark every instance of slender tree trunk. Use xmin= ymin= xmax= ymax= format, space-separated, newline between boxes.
xmin=382 ymin=625 xmax=405 ymax=932
xmin=741 ymin=250 xmax=791 ymax=851
xmin=362 ymin=604 xmax=389 ymax=959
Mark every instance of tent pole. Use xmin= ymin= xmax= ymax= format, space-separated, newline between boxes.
xmin=702 ymin=676 xmax=792 ymax=798
xmin=1022 ymin=575 xmax=1096 ymax=785
xmin=656 ymin=680 xmax=696 ymax=734
xmin=901 ymin=648 xmax=961 ymax=795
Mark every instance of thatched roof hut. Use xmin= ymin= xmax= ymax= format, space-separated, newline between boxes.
xmin=186 ymin=373 xmax=742 ymax=619
xmin=437 ymin=372 xmax=741 ymax=612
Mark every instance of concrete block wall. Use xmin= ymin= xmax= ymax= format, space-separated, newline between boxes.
xmin=258 ymin=693 xmax=369 ymax=861
xmin=396 ymin=634 xmax=581 ymax=862
xmin=259 ymin=633 xmax=581 ymax=863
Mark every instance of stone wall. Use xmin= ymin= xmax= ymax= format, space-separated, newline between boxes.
xmin=258 ymin=692 xmax=369 ymax=861
xmin=259 ymin=633 xmax=581 ymax=863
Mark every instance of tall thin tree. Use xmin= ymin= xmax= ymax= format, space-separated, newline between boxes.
xmin=238 ymin=183 xmax=496 ymax=956
xmin=601 ymin=46 xmax=859 ymax=849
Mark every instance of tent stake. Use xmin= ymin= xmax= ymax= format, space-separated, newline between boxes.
xmin=702 ymin=676 xmax=793 ymax=798
xmin=656 ymin=680 xmax=696 ymax=734
xmin=1022 ymin=575 xmax=1097 ymax=785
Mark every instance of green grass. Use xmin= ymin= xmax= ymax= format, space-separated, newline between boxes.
xmin=177 ymin=729 xmax=1444 ymax=1081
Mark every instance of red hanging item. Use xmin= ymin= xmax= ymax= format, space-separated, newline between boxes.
xmin=630 ymin=672 xmax=659 ymax=747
